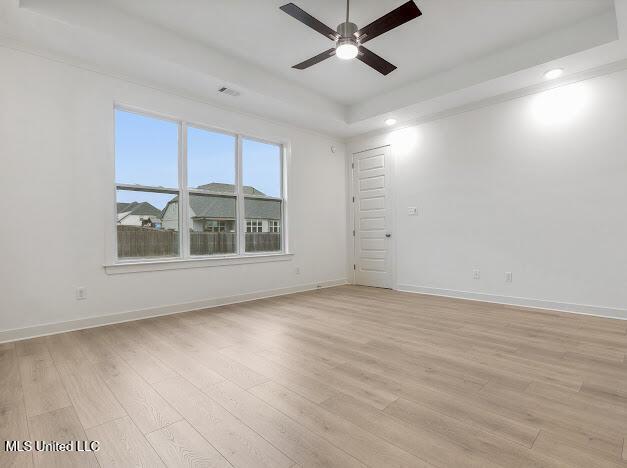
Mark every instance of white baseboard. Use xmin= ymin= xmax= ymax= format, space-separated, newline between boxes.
xmin=396 ymin=284 xmax=627 ymax=321
xmin=0 ymin=278 xmax=348 ymax=344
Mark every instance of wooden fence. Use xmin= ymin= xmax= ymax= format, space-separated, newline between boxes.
xmin=190 ymin=231 xmax=236 ymax=255
xmin=245 ymin=232 xmax=282 ymax=252
xmin=117 ymin=225 xmax=179 ymax=258
xmin=117 ymin=225 xmax=280 ymax=258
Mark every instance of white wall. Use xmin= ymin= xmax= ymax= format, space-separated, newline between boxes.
xmin=0 ymin=46 xmax=348 ymax=339
xmin=349 ymin=69 xmax=627 ymax=319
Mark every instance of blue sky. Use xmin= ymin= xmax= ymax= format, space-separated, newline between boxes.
xmin=242 ymin=138 xmax=281 ymax=198
xmin=116 ymin=110 xmax=281 ymax=210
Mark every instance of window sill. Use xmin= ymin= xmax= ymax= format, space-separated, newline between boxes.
xmin=104 ymin=253 xmax=293 ymax=275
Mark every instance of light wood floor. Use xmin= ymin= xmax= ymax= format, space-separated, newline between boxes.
xmin=2 ymin=285 xmax=627 ymax=468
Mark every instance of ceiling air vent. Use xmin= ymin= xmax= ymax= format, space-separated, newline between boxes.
xmin=218 ymin=86 xmax=240 ymax=97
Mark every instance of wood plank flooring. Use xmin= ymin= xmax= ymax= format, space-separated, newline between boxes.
xmin=1 ymin=285 xmax=626 ymax=467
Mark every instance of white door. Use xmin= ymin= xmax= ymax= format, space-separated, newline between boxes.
xmin=353 ymin=146 xmax=393 ymax=288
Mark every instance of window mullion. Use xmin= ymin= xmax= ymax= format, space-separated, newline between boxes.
xmin=179 ymin=122 xmax=190 ymax=258
xmin=281 ymin=144 xmax=287 ymax=253
xmin=236 ymin=134 xmax=245 ymax=255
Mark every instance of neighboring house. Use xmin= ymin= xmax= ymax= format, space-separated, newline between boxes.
xmin=161 ymin=183 xmax=281 ymax=233
xmin=117 ymin=201 xmax=163 ymax=227
xmin=197 ymin=182 xmax=266 ymax=196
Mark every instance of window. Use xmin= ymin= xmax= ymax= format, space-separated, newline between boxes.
xmin=243 ymin=138 xmax=283 ymax=253
xmin=269 ymin=220 xmax=280 ymax=233
xmin=246 ymin=219 xmax=262 ymax=233
xmin=187 ymin=127 xmax=237 ymax=256
xmin=115 ymin=111 xmax=179 ymax=259
xmin=114 ymin=108 xmax=286 ymax=262
xmin=204 ymin=220 xmax=231 ymax=232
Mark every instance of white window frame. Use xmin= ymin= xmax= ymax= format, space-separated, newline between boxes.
xmin=269 ymin=220 xmax=280 ymax=233
xmin=246 ymin=219 xmax=263 ymax=233
xmin=204 ymin=220 xmax=228 ymax=232
xmin=106 ymin=105 xmax=291 ymax=274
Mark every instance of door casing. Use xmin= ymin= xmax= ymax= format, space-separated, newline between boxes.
xmin=350 ymin=145 xmax=396 ymax=289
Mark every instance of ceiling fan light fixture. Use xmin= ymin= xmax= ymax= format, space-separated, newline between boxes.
xmin=336 ymin=38 xmax=359 ymax=60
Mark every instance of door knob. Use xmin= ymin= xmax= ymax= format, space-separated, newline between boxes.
xmin=385 ymin=233 xmax=392 ymax=238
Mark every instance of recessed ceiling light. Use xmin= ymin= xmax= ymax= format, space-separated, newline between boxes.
xmin=385 ymin=118 xmax=397 ymax=126
xmin=544 ymin=68 xmax=564 ymax=80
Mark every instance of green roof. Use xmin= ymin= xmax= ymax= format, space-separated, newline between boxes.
xmin=197 ymin=183 xmax=267 ymax=196
xmin=117 ymin=201 xmax=162 ymax=218
xmin=162 ymin=183 xmax=281 ymax=220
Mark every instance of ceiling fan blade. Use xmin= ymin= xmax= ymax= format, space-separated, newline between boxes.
xmin=356 ymin=1 xmax=422 ymax=44
xmin=280 ymin=3 xmax=338 ymax=41
xmin=357 ymin=46 xmax=397 ymax=75
xmin=292 ymin=49 xmax=336 ymax=70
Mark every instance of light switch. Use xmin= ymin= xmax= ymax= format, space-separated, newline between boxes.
xmin=407 ymin=207 xmax=418 ymax=216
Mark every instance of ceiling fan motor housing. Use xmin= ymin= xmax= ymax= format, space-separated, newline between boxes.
xmin=337 ymin=21 xmax=358 ymax=40
xmin=336 ymin=21 xmax=359 ymax=56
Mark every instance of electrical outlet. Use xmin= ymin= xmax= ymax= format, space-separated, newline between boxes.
xmin=473 ymin=269 xmax=481 ymax=280
xmin=407 ymin=206 xmax=418 ymax=216
xmin=505 ymin=272 xmax=513 ymax=283
xmin=76 ymin=287 xmax=87 ymax=300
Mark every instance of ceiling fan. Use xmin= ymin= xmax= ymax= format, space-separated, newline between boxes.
xmin=279 ymin=0 xmax=422 ymax=75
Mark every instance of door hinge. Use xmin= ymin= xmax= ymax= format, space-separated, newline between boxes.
xmin=352 ymin=196 xmax=355 ymax=203
xmin=352 ymin=230 xmax=355 ymax=237
xmin=353 ymin=264 xmax=356 ymax=270
xmin=351 ymin=162 xmax=354 ymax=169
